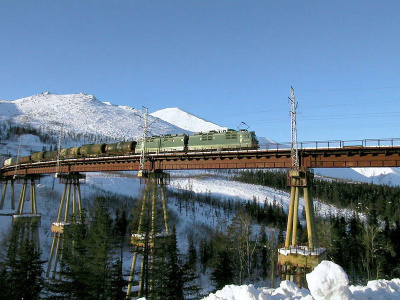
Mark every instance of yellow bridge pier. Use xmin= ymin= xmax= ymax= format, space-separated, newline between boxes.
xmin=46 ymin=172 xmax=85 ymax=278
xmin=0 ymin=175 xmax=42 ymax=259
xmin=126 ymin=170 xmax=172 ymax=300
xmin=277 ymin=167 xmax=327 ymax=287
xmin=0 ymin=176 xmax=16 ymax=210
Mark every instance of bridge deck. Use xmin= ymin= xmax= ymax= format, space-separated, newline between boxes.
xmin=2 ymin=145 xmax=400 ymax=177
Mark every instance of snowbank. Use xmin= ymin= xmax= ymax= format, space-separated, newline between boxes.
xmin=306 ymin=261 xmax=352 ymax=299
xmin=202 ymin=281 xmax=311 ymax=300
xmin=202 ymin=261 xmax=400 ymax=300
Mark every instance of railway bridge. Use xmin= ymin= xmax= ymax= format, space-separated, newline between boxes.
xmin=2 ymin=138 xmax=400 ymax=295
xmin=2 ymin=139 xmax=400 ymax=177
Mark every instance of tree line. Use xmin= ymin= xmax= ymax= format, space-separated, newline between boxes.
xmin=234 ymin=169 xmax=400 ymax=222
xmin=234 ymin=169 xmax=400 ymax=284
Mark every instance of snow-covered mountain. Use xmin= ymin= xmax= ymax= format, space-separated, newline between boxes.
xmin=0 ymin=92 xmax=187 ymax=141
xmin=150 ymin=107 xmax=227 ymax=132
xmin=315 ymin=167 xmax=400 ymax=186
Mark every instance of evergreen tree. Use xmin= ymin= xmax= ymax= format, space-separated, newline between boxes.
xmin=87 ymin=197 xmax=114 ymax=299
xmin=187 ymin=235 xmax=197 ymax=271
xmin=50 ymin=220 xmax=93 ymax=299
xmin=109 ymin=260 xmax=126 ymax=300
xmin=183 ymin=236 xmax=201 ymax=299
xmin=211 ymin=250 xmax=234 ymax=290
xmin=259 ymin=226 xmax=268 ymax=279
xmin=163 ymin=229 xmax=184 ymax=300
xmin=151 ymin=228 xmax=184 ymax=300
xmin=48 ymin=197 xmax=116 ymax=299
xmin=1 ymin=239 xmax=44 ymax=300
xmin=113 ymin=208 xmax=129 ymax=261
xmin=182 ymin=260 xmax=201 ymax=299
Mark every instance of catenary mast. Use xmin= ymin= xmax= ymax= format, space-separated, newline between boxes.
xmin=277 ymin=87 xmax=326 ymax=287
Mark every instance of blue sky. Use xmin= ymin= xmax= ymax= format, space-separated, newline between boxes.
xmin=1 ymin=1 xmax=399 ymax=142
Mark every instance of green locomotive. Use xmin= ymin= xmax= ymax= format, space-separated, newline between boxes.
xmin=136 ymin=134 xmax=188 ymax=153
xmin=188 ymin=129 xmax=258 ymax=151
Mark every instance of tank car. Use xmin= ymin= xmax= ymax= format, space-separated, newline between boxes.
xmin=31 ymin=151 xmax=46 ymax=162
xmin=104 ymin=141 xmax=136 ymax=155
xmin=80 ymin=143 xmax=106 ymax=156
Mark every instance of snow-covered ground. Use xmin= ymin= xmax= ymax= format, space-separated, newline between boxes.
xmin=203 ymin=261 xmax=400 ymax=300
xmin=169 ymin=171 xmax=362 ymax=221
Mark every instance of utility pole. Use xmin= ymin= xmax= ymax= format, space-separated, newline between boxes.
xmin=289 ymin=87 xmax=299 ymax=170
xmin=55 ymin=123 xmax=63 ymax=176
xmin=138 ymin=107 xmax=148 ymax=177
xmin=277 ymin=87 xmax=326 ymax=287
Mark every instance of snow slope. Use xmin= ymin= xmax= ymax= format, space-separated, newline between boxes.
xmin=169 ymin=171 xmax=360 ymax=221
xmin=150 ymin=107 xmax=227 ymax=132
xmin=0 ymin=92 xmax=187 ymax=141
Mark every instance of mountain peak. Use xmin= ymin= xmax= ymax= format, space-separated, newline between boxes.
xmin=1 ymin=93 xmax=187 ymax=141
xmin=150 ymin=107 xmax=227 ymax=133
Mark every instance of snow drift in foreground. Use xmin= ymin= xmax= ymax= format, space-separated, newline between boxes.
xmin=203 ymin=261 xmax=400 ymax=300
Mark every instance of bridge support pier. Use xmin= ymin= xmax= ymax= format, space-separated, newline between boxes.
xmin=278 ymin=168 xmax=326 ymax=287
xmin=0 ymin=177 xmax=16 ymax=210
xmin=126 ymin=170 xmax=171 ymax=300
xmin=7 ymin=175 xmax=42 ymax=259
xmin=46 ymin=172 xmax=85 ymax=278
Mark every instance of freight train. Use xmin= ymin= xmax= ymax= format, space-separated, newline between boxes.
xmin=3 ymin=129 xmax=259 ymax=167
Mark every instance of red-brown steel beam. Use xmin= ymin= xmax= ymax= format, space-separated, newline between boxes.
xmin=2 ymin=147 xmax=400 ymax=177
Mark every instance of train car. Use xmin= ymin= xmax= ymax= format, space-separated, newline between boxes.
xmin=187 ymin=129 xmax=258 ymax=151
xmin=43 ymin=150 xmax=58 ymax=160
xmin=117 ymin=141 xmax=136 ymax=153
xmin=65 ymin=147 xmax=81 ymax=158
xmin=104 ymin=141 xmax=136 ymax=155
xmin=4 ymin=157 xmax=18 ymax=167
xmin=80 ymin=143 xmax=106 ymax=156
xmin=20 ymin=156 xmax=31 ymax=164
xmin=31 ymin=151 xmax=46 ymax=162
xmin=105 ymin=143 xmax=119 ymax=154
xmin=136 ymin=134 xmax=187 ymax=153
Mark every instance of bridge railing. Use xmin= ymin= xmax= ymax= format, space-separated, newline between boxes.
xmin=259 ymin=138 xmax=400 ymax=151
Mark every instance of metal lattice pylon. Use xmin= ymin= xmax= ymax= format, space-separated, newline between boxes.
xmin=289 ymin=86 xmax=299 ymax=170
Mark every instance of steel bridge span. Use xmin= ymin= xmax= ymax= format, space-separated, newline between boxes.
xmin=2 ymin=143 xmax=400 ymax=177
